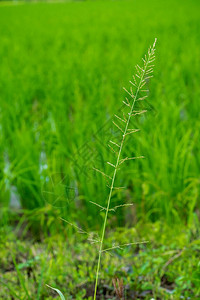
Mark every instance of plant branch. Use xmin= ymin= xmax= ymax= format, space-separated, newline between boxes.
xmin=93 ymin=39 xmax=157 ymax=300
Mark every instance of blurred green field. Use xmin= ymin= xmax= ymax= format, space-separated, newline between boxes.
xmin=0 ymin=0 xmax=199 ymax=226
xmin=0 ymin=1 xmax=200 ymax=298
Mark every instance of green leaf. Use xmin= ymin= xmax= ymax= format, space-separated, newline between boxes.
xmin=46 ymin=284 xmax=66 ymax=300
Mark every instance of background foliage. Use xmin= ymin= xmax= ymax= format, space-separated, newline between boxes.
xmin=0 ymin=0 xmax=199 ymax=299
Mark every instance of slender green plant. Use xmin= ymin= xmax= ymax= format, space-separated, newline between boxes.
xmin=93 ymin=39 xmax=157 ymax=299
xmin=47 ymin=39 xmax=157 ymax=300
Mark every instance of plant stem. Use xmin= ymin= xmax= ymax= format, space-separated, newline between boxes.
xmin=93 ymin=42 xmax=155 ymax=299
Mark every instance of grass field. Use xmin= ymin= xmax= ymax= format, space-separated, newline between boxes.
xmin=0 ymin=0 xmax=200 ymax=299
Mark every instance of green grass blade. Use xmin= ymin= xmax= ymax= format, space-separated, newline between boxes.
xmin=36 ymin=263 xmax=46 ymax=300
xmin=46 ymin=284 xmax=66 ymax=300
xmin=11 ymin=254 xmax=31 ymax=300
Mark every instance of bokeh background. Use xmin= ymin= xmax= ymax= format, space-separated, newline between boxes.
xmin=0 ymin=0 xmax=199 ymax=299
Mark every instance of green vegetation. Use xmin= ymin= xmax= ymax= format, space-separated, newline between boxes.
xmin=1 ymin=217 xmax=200 ymax=299
xmin=0 ymin=0 xmax=199 ymax=299
xmin=93 ymin=40 xmax=157 ymax=299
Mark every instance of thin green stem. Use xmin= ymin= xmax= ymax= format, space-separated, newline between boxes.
xmin=93 ymin=41 xmax=156 ymax=299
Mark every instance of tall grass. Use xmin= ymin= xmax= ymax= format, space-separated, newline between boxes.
xmin=0 ymin=0 xmax=199 ymax=226
xmin=48 ymin=38 xmax=157 ymax=300
xmin=93 ymin=39 xmax=157 ymax=299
